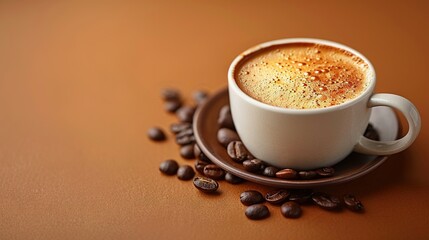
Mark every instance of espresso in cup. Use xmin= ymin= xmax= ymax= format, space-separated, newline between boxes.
xmin=235 ymin=43 xmax=371 ymax=109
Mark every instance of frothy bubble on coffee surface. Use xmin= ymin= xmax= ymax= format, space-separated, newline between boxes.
xmin=235 ymin=43 xmax=370 ymax=109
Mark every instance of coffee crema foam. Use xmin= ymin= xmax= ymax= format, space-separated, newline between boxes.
xmin=235 ymin=43 xmax=370 ymax=109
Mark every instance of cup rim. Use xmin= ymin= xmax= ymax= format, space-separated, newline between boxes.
xmin=228 ymin=38 xmax=376 ymax=114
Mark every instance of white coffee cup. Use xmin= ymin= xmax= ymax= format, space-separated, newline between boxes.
xmin=228 ymin=38 xmax=421 ymax=170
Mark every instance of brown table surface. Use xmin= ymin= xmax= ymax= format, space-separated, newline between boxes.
xmin=1 ymin=1 xmax=428 ymax=239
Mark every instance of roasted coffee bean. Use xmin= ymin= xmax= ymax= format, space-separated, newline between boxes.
xmin=203 ymin=164 xmax=225 ymax=180
xmin=217 ymin=128 xmax=240 ymax=147
xmin=364 ymin=124 xmax=380 ymax=141
xmin=265 ymin=189 xmax=290 ymax=205
xmin=194 ymin=144 xmax=211 ymax=162
xmin=164 ymin=100 xmax=182 ymax=113
xmin=245 ymin=204 xmax=270 ymax=220
xmin=177 ymin=165 xmax=195 ymax=180
xmin=225 ymin=172 xmax=244 ymax=184
xmin=343 ymin=194 xmax=364 ymax=212
xmin=298 ymin=170 xmax=318 ymax=180
xmin=263 ymin=166 xmax=279 ymax=177
xmin=240 ymin=190 xmax=265 ymax=206
xmin=312 ymin=192 xmax=341 ymax=210
xmin=276 ymin=168 xmax=298 ymax=179
xmin=194 ymin=159 xmax=210 ymax=174
xmin=288 ymin=189 xmax=314 ymax=204
xmin=242 ymin=159 xmax=264 ymax=173
xmin=180 ymin=144 xmax=195 ymax=159
xmin=147 ymin=127 xmax=166 ymax=141
xmin=316 ymin=167 xmax=335 ymax=177
xmin=217 ymin=105 xmax=235 ymax=130
xmin=176 ymin=106 xmax=195 ymax=123
xmin=176 ymin=135 xmax=196 ymax=146
xmin=193 ymin=176 xmax=219 ymax=193
xmin=227 ymin=141 xmax=251 ymax=162
xmin=170 ymin=122 xmax=192 ymax=134
xmin=161 ymin=88 xmax=181 ymax=101
xmin=159 ymin=159 xmax=179 ymax=175
xmin=281 ymin=201 xmax=302 ymax=218
xmin=175 ymin=127 xmax=194 ymax=139
xmin=193 ymin=90 xmax=208 ymax=104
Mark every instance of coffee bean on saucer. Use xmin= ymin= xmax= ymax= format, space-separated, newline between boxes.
xmin=316 ymin=167 xmax=335 ymax=177
xmin=176 ymin=106 xmax=196 ymax=123
xmin=263 ymin=166 xmax=279 ymax=177
xmin=312 ymin=192 xmax=341 ymax=210
xmin=147 ymin=127 xmax=166 ymax=141
xmin=193 ymin=176 xmax=219 ymax=193
xmin=164 ymin=100 xmax=182 ymax=113
xmin=194 ymin=144 xmax=211 ymax=162
xmin=276 ymin=168 xmax=298 ymax=179
xmin=227 ymin=141 xmax=251 ymax=162
xmin=298 ymin=170 xmax=318 ymax=180
xmin=194 ymin=159 xmax=210 ymax=174
xmin=193 ymin=90 xmax=208 ymax=105
xmin=177 ymin=165 xmax=195 ymax=180
xmin=217 ymin=128 xmax=240 ymax=147
xmin=288 ymin=189 xmax=314 ymax=205
xmin=240 ymin=190 xmax=265 ymax=206
xmin=364 ymin=124 xmax=380 ymax=141
xmin=265 ymin=189 xmax=290 ymax=205
xmin=217 ymin=105 xmax=235 ymax=130
xmin=242 ymin=159 xmax=264 ymax=173
xmin=180 ymin=144 xmax=195 ymax=159
xmin=161 ymin=88 xmax=181 ymax=101
xmin=281 ymin=201 xmax=302 ymax=218
xmin=203 ymin=164 xmax=225 ymax=180
xmin=343 ymin=194 xmax=364 ymax=212
xmin=225 ymin=172 xmax=244 ymax=184
xmin=170 ymin=122 xmax=192 ymax=134
xmin=245 ymin=204 xmax=270 ymax=220
xmin=159 ymin=159 xmax=179 ymax=175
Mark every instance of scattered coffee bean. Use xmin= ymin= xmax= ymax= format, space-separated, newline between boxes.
xmin=170 ymin=122 xmax=192 ymax=134
xmin=159 ymin=159 xmax=179 ymax=175
xmin=177 ymin=165 xmax=195 ymax=180
xmin=263 ymin=166 xmax=279 ymax=177
xmin=245 ymin=204 xmax=270 ymax=220
xmin=217 ymin=105 xmax=235 ymax=130
xmin=240 ymin=190 xmax=265 ymax=206
xmin=298 ymin=170 xmax=318 ymax=180
xmin=242 ymin=159 xmax=264 ymax=173
xmin=147 ymin=127 xmax=166 ymax=141
xmin=343 ymin=194 xmax=364 ymax=212
xmin=180 ymin=144 xmax=195 ymax=159
xmin=227 ymin=141 xmax=251 ymax=162
xmin=364 ymin=124 xmax=380 ymax=141
xmin=276 ymin=168 xmax=298 ymax=179
xmin=288 ymin=189 xmax=313 ymax=204
xmin=312 ymin=192 xmax=341 ymax=210
xmin=176 ymin=106 xmax=195 ymax=123
xmin=203 ymin=164 xmax=225 ymax=180
xmin=225 ymin=172 xmax=244 ymax=184
xmin=175 ymin=127 xmax=194 ymax=139
xmin=281 ymin=201 xmax=302 ymax=218
xmin=176 ymin=135 xmax=196 ymax=146
xmin=194 ymin=159 xmax=210 ymax=174
xmin=217 ymin=128 xmax=240 ymax=147
xmin=265 ymin=189 xmax=290 ymax=205
xmin=193 ymin=90 xmax=208 ymax=104
xmin=193 ymin=176 xmax=219 ymax=193
xmin=164 ymin=100 xmax=182 ymax=113
xmin=161 ymin=88 xmax=181 ymax=101
xmin=316 ymin=167 xmax=335 ymax=177
xmin=194 ymin=144 xmax=211 ymax=162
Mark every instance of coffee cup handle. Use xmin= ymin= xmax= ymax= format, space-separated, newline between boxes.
xmin=354 ymin=93 xmax=421 ymax=155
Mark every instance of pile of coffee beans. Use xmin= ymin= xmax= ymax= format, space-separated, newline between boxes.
xmin=149 ymin=88 xmax=373 ymax=221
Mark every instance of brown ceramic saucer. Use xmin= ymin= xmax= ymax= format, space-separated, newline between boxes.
xmin=193 ymin=87 xmax=399 ymax=188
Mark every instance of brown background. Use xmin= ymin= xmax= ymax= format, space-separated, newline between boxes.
xmin=1 ymin=1 xmax=428 ymax=239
